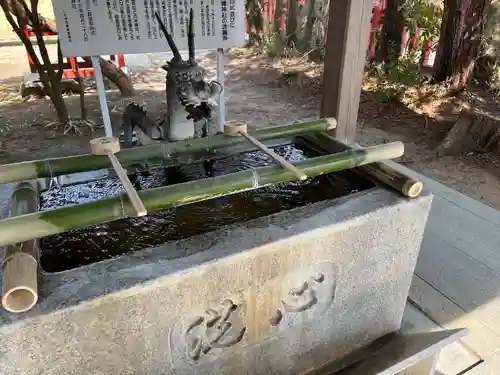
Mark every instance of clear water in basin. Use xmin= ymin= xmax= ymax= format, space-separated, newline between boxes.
xmin=39 ymin=143 xmax=374 ymax=273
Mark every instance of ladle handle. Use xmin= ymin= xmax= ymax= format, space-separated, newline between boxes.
xmin=240 ymin=132 xmax=308 ymax=180
xmin=107 ymin=151 xmax=147 ymax=217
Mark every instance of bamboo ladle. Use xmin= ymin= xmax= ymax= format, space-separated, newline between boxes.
xmin=90 ymin=136 xmax=147 ymax=217
xmin=224 ymin=121 xmax=308 ymax=180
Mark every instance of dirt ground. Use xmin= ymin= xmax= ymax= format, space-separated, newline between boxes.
xmin=1 ymin=48 xmax=500 ymax=209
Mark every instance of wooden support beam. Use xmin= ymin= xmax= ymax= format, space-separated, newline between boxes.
xmin=321 ymin=0 xmax=373 ymax=144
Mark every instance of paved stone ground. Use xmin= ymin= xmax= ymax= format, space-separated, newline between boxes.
xmin=0 ymin=43 xmax=212 ymax=80
xmin=393 ymin=161 xmax=500 ymax=375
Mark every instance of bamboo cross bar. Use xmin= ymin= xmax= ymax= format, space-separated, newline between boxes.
xmin=90 ymin=137 xmax=147 ymax=217
xmin=0 ymin=119 xmax=337 ymax=185
xmin=303 ymin=132 xmax=423 ymax=198
xmin=224 ymin=120 xmax=308 ymax=180
xmin=2 ymin=181 xmax=39 ymax=313
xmin=0 ymin=141 xmax=403 ymax=247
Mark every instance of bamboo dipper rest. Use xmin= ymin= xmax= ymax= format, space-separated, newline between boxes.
xmin=90 ymin=136 xmax=147 ymax=217
xmin=224 ymin=121 xmax=308 ymax=180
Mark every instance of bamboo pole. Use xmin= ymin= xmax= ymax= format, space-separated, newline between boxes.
xmin=2 ymin=181 xmax=39 ymax=313
xmin=224 ymin=120 xmax=308 ymax=180
xmin=0 ymin=142 xmax=403 ymax=247
xmin=303 ymin=132 xmax=423 ymax=198
xmin=0 ymin=119 xmax=336 ymax=185
xmin=90 ymin=137 xmax=147 ymax=217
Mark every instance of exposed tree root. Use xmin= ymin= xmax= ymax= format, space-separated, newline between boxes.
xmin=44 ymin=119 xmax=97 ymax=135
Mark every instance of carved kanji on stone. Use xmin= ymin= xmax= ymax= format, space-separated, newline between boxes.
xmin=183 ymin=299 xmax=246 ymax=360
xmin=280 ymin=272 xmax=325 ymax=313
xmin=269 ymin=263 xmax=337 ymax=327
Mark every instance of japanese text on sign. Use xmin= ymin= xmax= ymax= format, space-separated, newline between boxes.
xmin=51 ymin=0 xmax=245 ymax=57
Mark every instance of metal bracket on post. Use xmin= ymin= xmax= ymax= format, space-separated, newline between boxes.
xmin=216 ymin=48 xmax=225 ymax=133
xmin=91 ymin=55 xmax=113 ymax=137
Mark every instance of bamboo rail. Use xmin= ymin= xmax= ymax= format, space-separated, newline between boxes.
xmin=0 ymin=141 xmax=403 ymax=247
xmin=0 ymin=119 xmax=336 ymax=185
xmin=303 ymin=132 xmax=423 ymax=198
xmin=2 ymin=181 xmax=39 ymax=313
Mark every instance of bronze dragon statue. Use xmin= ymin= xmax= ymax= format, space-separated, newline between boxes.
xmin=122 ymin=9 xmax=222 ymax=148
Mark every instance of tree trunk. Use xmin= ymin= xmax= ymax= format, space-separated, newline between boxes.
xmin=299 ymin=0 xmax=316 ymax=52
xmin=31 ymin=0 xmax=70 ymax=123
xmin=433 ymin=0 xmax=492 ymax=90
xmin=286 ymin=0 xmax=298 ymax=46
xmin=6 ymin=0 xmax=56 ymax=31
xmin=245 ymin=0 xmax=264 ymax=45
xmin=73 ymin=57 xmax=87 ymax=120
xmin=437 ymin=109 xmax=500 ymax=155
xmin=6 ymin=0 xmax=136 ymax=97
xmin=0 ymin=0 xmax=69 ymax=123
xmin=378 ymin=0 xmax=405 ymax=62
xmin=82 ymin=57 xmax=136 ymax=97
xmin=98 ymin=57 xmax=135 ymax=97
xmin=273 ymin=0 xmax=283 ymax=34
xmin=49 ymin=81 xmax=70 ymax=123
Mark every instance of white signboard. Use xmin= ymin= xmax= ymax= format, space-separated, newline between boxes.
xmin=51 ymin=0 xmax=245 ymax=57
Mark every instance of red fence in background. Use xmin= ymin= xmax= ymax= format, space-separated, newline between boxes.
xmin=25 ymin=2 xmax=435 ymax=80
xmin=369 ymin=0 xmax=433 ymax=67
xmin=246 ymin=0 xmax=434 ymax=68
xmin=23 ymin=26 xmax=126 ymax=81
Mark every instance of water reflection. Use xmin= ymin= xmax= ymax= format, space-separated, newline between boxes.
xmin=40 ymin=144 xmax=373 ymax=273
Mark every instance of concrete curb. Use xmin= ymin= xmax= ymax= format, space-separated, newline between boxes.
xmin=0 ymin=37 xmax=58 ymax=48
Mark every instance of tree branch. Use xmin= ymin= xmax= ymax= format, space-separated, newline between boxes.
xmin=0 ymin=0 xmax=43 ymax=74
xmin=56 ymin=39 xmax=64 ymax=80
xmin=29 ymin=0 xmax=53 ymax=72
xmin=3 ymin=0 xmax=135 ymax=97
xmin=17 ymin=0 xmax=32 ymax=22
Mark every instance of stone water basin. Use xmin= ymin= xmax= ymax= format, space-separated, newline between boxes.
xmin=0 ymin=135 xmax=433 ymax=375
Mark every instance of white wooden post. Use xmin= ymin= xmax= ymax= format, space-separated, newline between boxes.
xmin=216 ymin=48 xmax=226 ymax=132
xmin=91 ymin=56 xmax=113 ymax=137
